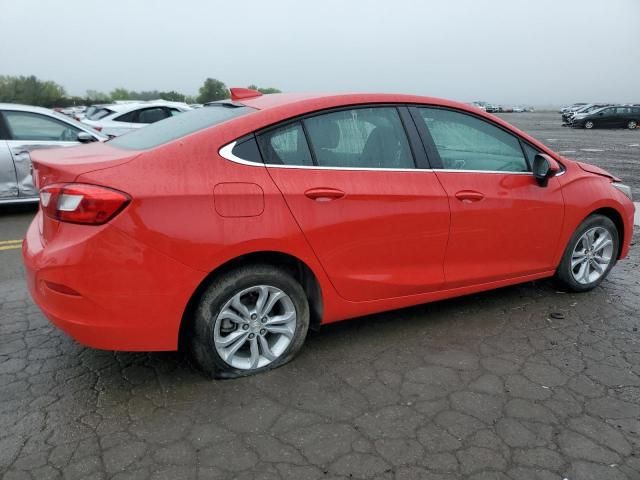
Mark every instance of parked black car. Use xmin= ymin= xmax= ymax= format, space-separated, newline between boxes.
xmin=562 ymin=103 xmax=611 ymax=125
xmin=572 ymin=106 xmax=640 ymax=129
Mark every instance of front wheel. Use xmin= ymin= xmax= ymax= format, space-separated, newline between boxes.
xmin=628 ymin=120 xmax=638 ymax=130
xmin=187 ymin=265 xmax=310 ymax=378
xmin=584 ymin=120 xmax=595 ymax=129
xmin=555 ymin=214 xmax=619 ymax=292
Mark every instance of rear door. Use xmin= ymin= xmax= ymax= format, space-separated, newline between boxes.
xmin=595 ymin=107 xmax=616 ymax=128
xmin=259 ymin=106 xmax=451 ymax=302
xmin=2 ymin=110 xmax=81 ymax=198
xmin=614 ymin=107 xmax=631 ymax=127
xmin=411 ymin=106 xmax=564 ymax=288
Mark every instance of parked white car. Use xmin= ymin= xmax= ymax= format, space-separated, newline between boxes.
xmin=81 ymin=102 xmax=191 ymax=137
xmin=0 ymin=103 xmax=106 ymax=204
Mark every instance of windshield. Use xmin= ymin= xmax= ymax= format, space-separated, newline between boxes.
xmin=109 ymin=104 xmax=256 ymax=150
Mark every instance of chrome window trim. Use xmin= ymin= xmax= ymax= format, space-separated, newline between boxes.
xmin=434 ymin=169 xmax=532 ymax=175
xmin=218 ymin=141 xmax=263 ymax=167
xmin=219 ymin=141 xmax=539 ymax=174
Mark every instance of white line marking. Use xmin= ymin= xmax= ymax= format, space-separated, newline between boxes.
xmin=634 ymin=203 xmax=640 ymax=227
xmin=558 ymin=150 xmax=576 ymax=154
xmin=580 ymin=148 xmax=605 ymax=152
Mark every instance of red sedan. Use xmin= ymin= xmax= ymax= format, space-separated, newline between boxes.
xmin=23 ymin=89 xmax=635 ymax=378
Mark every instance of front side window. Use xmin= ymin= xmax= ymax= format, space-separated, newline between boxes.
xmin=3 ymin=111 xmax=80 ymax=141
xmin=304 ymin=107 xmax=414 ymax=169
xmin=418 ymin=108 xmax=528 ymax=172
xmin=258 ymin=122 xmax=313 ymax=166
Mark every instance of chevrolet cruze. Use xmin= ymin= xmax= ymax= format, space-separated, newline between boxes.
xmin=23 ymin=89 xmax=635 ymax=378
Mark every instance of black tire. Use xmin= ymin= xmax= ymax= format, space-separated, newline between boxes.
xmin=627 ymin=120 xmax=638 ymax=130
xmin=187 ymin=264 xmax=310 ymax=379
xmin=555 ymin=214 xmax=619 ymax=292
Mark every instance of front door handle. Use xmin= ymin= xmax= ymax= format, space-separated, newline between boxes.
xmin=455 ymin=190 xmax=484 ymax=203
xmin=304 ymin=187 xmax=345 ymax=202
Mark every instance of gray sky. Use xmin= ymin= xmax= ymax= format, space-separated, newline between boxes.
xmin=1 ymin=0 xmax=638 ymax=105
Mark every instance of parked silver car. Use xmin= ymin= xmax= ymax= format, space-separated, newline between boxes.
xmin=0 ymin=104 xmax=106 ymax=204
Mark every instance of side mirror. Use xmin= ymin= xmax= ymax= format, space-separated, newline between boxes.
xmin=532 ymin=153 xmax=560 ymax=187
xmin=77 ymin=131 xmax=96 ymax=143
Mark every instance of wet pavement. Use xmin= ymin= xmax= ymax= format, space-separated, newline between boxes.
xmin=1 ymin=113 xmax=639 ymax=479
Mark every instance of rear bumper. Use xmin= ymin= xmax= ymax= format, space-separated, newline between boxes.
xmin=23 ymin=212 xmax=204 ymax=351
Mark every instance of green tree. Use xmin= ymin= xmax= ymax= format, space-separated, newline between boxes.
xmin=247 ymin=84 xmax=281 ymax=94
xmin=197 ymin=78 xmax=229 ymax=103
xmin=159 ymin=90 xmax=185 ymax=102
xmin=110 ymin=88 xmax=131 ymax=101
xmin=0 ymin=75 xmax=66 ymax=107
xmin=86 ymin=90 xmax=110 ymax=102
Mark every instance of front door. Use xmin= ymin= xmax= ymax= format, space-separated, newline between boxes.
xmin=260 ymin=106 xmax=451 ymax=302
xmin=0 ymin=140 xmax=18 ymax=200
xmin=411 ymin=106 xmax=564 ymax=289
xmin=1 ymin=110 xmax=81 ymax=198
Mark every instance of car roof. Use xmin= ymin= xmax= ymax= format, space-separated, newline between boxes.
xmin=217 ymin=91 xmax=555 ymax=158
xmin=237 ymin=92 xmax=478 ymax=112
xmin=0 ymin=103 xmax=68 ymax=115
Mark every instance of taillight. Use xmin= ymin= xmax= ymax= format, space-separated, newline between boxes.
xmin=40 ymin=183 xmax=130 ymax=225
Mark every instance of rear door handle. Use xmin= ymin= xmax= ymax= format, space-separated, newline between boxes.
xmin=304 ymin=187 xmax=345 ymax=201
xmin=455 ymin=190 xmax=484 ymax=203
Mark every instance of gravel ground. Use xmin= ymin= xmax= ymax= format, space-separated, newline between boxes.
xmin=1 ymin=113 xmax=639 ymax=480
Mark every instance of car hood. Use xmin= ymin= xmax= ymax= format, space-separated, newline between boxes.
xmin=575 ymin=161 xmax=620 ymax=181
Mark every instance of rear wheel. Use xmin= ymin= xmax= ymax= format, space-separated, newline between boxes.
xmin=188 ymin=265 xmax=310 ymax=378
xmin=628 ymin=120 xmax=638 ymax=130
xmin=555 ymin=214 xmax=619 ymax=292
xmin=584 ymin=120 xmax=595 ymax=129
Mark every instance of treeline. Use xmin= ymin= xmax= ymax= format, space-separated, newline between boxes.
xmin=0 ymin=75 xmax=281 ymax=107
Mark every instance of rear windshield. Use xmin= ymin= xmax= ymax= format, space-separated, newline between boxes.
xmin=109 ymin=105 xmax=255 ymax=150
xmin=86 ymin=107 xmax=114 ymax=120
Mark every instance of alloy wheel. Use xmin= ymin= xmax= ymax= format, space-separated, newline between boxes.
xmin=570 ymin=227 xmax=614 ymax=285
xmin=213 ymin=285 xmax=297 ymax=370
xmin=628 ymin=120 xmax=638 ymax=130
xmin=584 ymin=121 xmax=594 ymax=129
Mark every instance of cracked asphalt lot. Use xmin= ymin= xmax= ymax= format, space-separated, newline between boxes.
xmin=1 ymin=113 xmax=640 ymax=479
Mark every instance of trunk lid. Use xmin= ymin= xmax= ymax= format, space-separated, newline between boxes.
xmin=31 ymin=141 xmax=139 ymax=188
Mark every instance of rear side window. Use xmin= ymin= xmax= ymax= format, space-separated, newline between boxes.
xmin=257 ymin=122 xmax=313 ymax=166
xmin=109 ymin=105 xmax=255 ymax=150
xmin=417 ymin=108 xmax=528 ymax=172
xmin=303 ymin=107 xmax=414 ymax=169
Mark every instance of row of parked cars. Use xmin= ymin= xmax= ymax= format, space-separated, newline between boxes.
xmin=560 ymin=102 xmax=640 ymax=129
xmin=471 ymin=102 xmax=534 ymax=113
xmin=0 ymin=101 xmax=196 ymax=204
